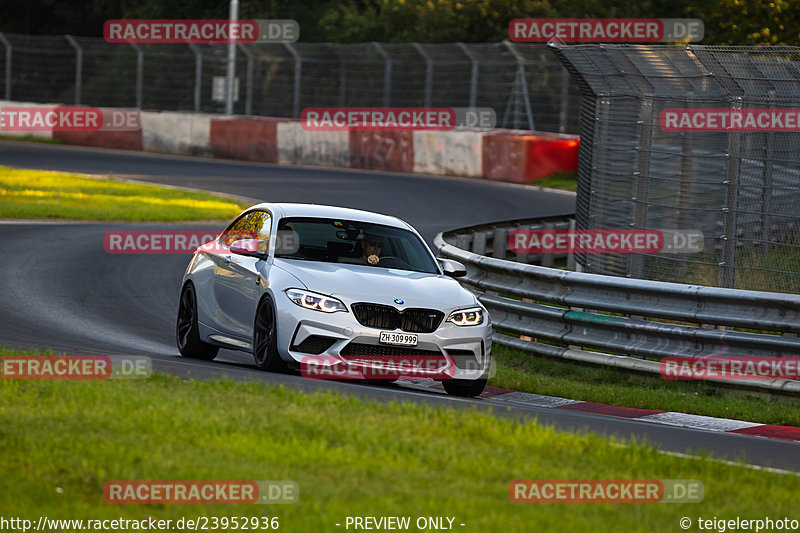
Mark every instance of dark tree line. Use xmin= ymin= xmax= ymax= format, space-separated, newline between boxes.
xmin=1 ymin=0 xmax=798 ymax=45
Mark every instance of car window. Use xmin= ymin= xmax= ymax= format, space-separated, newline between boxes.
xmin=275 ymin=217 xmax=438 ymax=274
xmin=221 ymin=210 xmax=272 ymax=253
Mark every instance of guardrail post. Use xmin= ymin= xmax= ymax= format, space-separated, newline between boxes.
xmin=457 ymin=43 xmax=479 ymax=109
xmin=65 ymin=35 xmax=82 ymax=105
xmin=129 ymin=43 xmax=143 ymax=109
xmin=188 ymin=44 xmax=203 ymax=112
xmin=412 ymin=43 xmax=433 ymax=109
xmin=372 ymin=42 xmax=392 ymax=108
xmin=237 ymin=43 xmax=254 ymax=115
xmin=492 ymin=228 xmax=507 ymax=259
xmin=0 ymin=33 xmax=12 ymax=100
xmin=284 ymin=43 xmax=302 ymax=118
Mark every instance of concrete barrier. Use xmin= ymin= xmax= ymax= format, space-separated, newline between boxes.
xmin=141 ymin=111 xmax=211 ymax=156
xmin=277 ymin=122 xmax=349 ymax=167
xmin=349 ymin=131 xmax=414 ymax=172
xmin=210 ymin=117 xmax=283 ymax=163
xmin=482 ymin=131 xmax=579 ymax=183
xmin=0 ymin=101 xmax=56 ymax=140
xmin=413 ymin=130 xmax=482 ymax=177
xmin=0 ymin=100 xmax=580 ymax=185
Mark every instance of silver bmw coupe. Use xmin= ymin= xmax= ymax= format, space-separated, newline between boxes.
xmin=176 ymin=203 xmax=492 ymax=396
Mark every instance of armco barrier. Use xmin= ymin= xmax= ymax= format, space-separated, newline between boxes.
xmin=349 ymin=130 xmax=414 ymax=172
xmin=277 ymin=122 xmax=349 ymax=167
xmin=435 ymin=218 xmax=800 ymax=395
xmin=210 ymin=117 xmax=283 ymax=163
xmin=140 ymin=111 xmax=211 ymax=156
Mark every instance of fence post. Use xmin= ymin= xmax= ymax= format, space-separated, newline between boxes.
xmin=559 ymin=67 xmax=569 ymax=133
xmin=721 ymin=97 xmax=743 ymax=289
xmin=457 ymin=43 xmax=479 ymax=110
xmin=761 ymin=90 xmax=775 ymax=252
xmin=0 ymin=33 xmax=12 ymax=100
xmin=329 ymin=44 xmax=346 ymax=107
xmin=412 ymin=43 xmax=432 ymax=108
xmin=187 ymin=44 xmax=202 ymax=112
xmin=237 ymin=43 xmax=253 ymax=115
xmin=372 ymin=42 xmax=392 ymax=108
xmin=284 ymin=43 xmax=302 ymax=117
xmin=65 ymin=35 xmax=82 ymax=105
xmin=129 ymin=43 xmax=143 ymax=109
xmin=502 ymin=41 xmax=534 ymax=131
xmin=630 ymin=96 xmax=655 ymax=279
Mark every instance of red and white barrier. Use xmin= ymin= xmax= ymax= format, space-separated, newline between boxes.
xmin=0 ymin=101 xmax=579 ymax=184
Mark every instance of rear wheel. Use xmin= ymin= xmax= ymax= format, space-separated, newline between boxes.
xmin=253 ymin=296 xmax=287 ymax=372
xmin=176 ymin=283 xmax=219 ymax=360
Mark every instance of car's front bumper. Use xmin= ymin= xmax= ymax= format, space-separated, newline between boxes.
xmin=275 ymin=302 xmax=492 ymax=381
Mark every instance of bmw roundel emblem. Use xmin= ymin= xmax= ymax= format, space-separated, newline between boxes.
xmin=394 ymin=298 xmax=404 ymax=305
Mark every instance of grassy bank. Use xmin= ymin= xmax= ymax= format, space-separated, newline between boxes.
xmin=490 ymin=344 xmax=800 ymax=427
xmin=0 ymin=370 xmax=795 ymax=532
xmin=0 ymin=166 xmax=248 ymax=221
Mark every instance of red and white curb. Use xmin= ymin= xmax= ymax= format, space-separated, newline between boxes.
xmin=399 ymin=379 xmax=800 ymax=443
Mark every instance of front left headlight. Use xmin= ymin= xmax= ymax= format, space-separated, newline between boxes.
xmin=285 ymin=288 xmax=347 ymax=313
xmin=447 ymin=307 xmax=484 ymax=326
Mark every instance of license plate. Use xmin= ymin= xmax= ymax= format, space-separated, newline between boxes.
xmin=379 ymin=331 xmax=418 ymax=346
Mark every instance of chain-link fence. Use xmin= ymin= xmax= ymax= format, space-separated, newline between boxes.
xmin=0 ymin=32 xmax=581 ymax=133
xmin=551 ymin=43 xmax=800 ymax=293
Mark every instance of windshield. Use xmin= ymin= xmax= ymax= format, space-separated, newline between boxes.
xmin=275 ymin=217 xmax=438 ymax=274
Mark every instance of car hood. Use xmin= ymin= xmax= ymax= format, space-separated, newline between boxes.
xmin=274 ymin=259 xmax=475 ymax=309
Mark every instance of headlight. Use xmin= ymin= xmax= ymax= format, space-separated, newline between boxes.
xmin=447 ymin=307 xmax=484 ymax=326
xmin=285 ymin=289 xmax=347 ymax=313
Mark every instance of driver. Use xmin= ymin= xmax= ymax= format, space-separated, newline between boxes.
xmin=360 ymin=233 xmax=383 ymax=265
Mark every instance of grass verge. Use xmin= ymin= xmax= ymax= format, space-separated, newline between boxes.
xmin=0 ymin=369 xmax=796 ymax=531
xmin=0 ymin=166 xmax=248 ymax=221
xmin=531 ymin=171 xmax=577 ymax=191
xmin=491 ymin=344 xmax=800 ymax=427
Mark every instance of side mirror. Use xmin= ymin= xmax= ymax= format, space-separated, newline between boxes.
xmin=229 ymin=239 xmax=266 ymax=258
xmin=438 ymin=258 xmax=467 ymax=278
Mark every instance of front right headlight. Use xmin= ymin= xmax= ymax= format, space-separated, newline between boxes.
xmin=285 ymin=288 xmax=347 ymax=313
xmin=447 ymin=307 xmax=484 ymax=326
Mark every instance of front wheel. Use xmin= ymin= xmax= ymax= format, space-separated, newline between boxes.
xmin=176 ymin=283 xmax=219 ymax=360
xmin=253 ymin=296 xmax=287 ymax=372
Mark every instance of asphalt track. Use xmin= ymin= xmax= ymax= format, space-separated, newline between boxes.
xmin=2 ymin=140 xmax=800 ymax=473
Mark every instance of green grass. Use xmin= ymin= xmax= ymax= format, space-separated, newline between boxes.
xmin=0 ymin=166 xmax=248 ymax=221
xmin=0 ymin=371 xmax=796 ymax=531
xmin=491 ymin=344 xmax=800 ymax=427
xmin=532 ymin=171 xmax=578 ymax=191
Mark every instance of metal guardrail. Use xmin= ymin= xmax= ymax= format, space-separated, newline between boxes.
xmin=435 ymin=218 xmax=800 ymax=395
